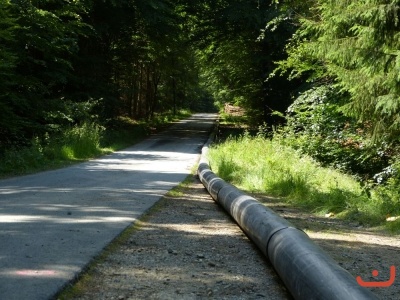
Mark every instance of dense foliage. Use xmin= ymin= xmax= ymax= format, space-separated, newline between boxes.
xmin=191 ymin=0 xmax=300 ymax=124
xmin=1 ymin=0 xmax=301 ymax=153
xmin=280 ymin=85 xmax=390 ymax=181
xmin=0 ymin=0 xmax=215 ymax=151
xmin=268 ymin=0 xmax=400 ymax=185
xmin=278 ymin=0 xmax=400 ymax=140
xmin=2 ymin=0 xmax=400 ymax=221
xmin=268 ymin=0 xmax=400 ymax=224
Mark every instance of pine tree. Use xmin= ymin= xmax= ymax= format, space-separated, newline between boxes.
xmin=279 ymin=0 xmax=400 ymax=141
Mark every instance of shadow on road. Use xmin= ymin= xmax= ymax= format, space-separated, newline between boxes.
xmin=57 ymin=175 xmax=292 ymax=299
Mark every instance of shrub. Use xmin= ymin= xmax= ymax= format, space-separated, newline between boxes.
xmin=62 ymin=122 xmax=103 ymax=159
xmin=0 ymin=137 xmax=45 ymax=175
xmin=279 ymin=85 xmax=390 ymax=181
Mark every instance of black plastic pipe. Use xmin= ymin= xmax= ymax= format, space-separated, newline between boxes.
xmin=198 ymin=152 xmax=378 ymax=299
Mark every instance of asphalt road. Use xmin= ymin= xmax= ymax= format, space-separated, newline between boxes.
xmin=0 ymin=113 xmax=217 ymax=300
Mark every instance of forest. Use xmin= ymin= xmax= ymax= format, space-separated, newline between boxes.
xmin=0 ymin=0 xmax=300 ymax=150
xmin=1 ymin=1 xmax=400 ymax=224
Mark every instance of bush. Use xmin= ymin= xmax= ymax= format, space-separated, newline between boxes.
xmin=372 ymin=158 xmax=400 ymax=217
xmin=61 ymin=122 xmax=103 ymax=159
xmin=0 ymin=137 xmax=46 ymax=175
xmin=279 ymin=85 xmax=390 ymax=181
xmin=0 ymin=122 xmax=104 ymax=176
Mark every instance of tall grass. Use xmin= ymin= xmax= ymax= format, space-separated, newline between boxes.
xmin=208 ymin=133 xmax=385 ymax=226
xmin=61 ymin=122 xmax=103 ymax=159
xmin=0 ymin=122 xmax=104 ymax=176
xmin=0 ymin=137 xmax=47 ymax=174
xmin=0 ymin=110 xmax=192 ymax=178
xmin=149 ymin=109 xmax=192 ymax=127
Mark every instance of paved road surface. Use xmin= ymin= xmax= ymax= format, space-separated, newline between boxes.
xmin=0 ymin=113 xmax=217 ymax=300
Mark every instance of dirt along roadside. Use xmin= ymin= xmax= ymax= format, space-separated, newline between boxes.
xmin=57 ymin=174 xmax=400 ymax=300
xmin=254 ymin=194 xmax=400 ymax=300
xmin=57 ymin=174 xmax=291 ymax=300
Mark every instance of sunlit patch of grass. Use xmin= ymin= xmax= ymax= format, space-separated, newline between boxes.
xmin=386 ymin=218 xmax=400 ymax=233
xmin=0 ymin=112 xmax=192 ymax=178
xmin=166 ymin=175 xmax=193 ymax=197
xmin=208 ymin=133 xmax=393 ymax=228
xmin=60 ymin=145 xmax=75 ymax=160
xmin=168 ymin=188 xmax=184 ymax=197
xmin=219 ymin=112 xmax=248 ymax=126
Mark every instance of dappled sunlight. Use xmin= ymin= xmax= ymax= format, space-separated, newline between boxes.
xmin=2 ymin=268 xmax=68 ymax=279
xmin=137 ymin=221 xmax=241 ymax=236
xmin=127 ymin=267 xmax=257 ymax=286
xmin=77 ymin=197 xmax=290 ymax=299
xmin=305 ymin=229 xmax=400 ymax=248
xmin=1 ymin=267 xmax=76 ymax=281
xmin=86 ymin=151 xmax=197 ymax=172
xmin=15 ymin=269 xmax=62 ymax=278
xmin=53 ymin=170 xmax=292 ymax=299
xmin=0 ymin=187 xmax=74 ymax=195
xmin=0 ymin=214 xmax=134 ymax=224
xmin=0 ymin=113 xmax=217 ymax=299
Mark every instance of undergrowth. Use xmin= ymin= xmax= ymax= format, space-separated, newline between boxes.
xmin=0 ymin=110 xmax=191 ymax=178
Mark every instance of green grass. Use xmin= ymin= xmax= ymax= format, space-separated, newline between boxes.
xmin=150 ymin=109 xmax=192 ymax=126
xmin=219 ymin=111 xmax=248 ymax=125
xmin=166 ymin=174 xmax=194 ymax=197
xmin=0 ymin=122 xmax=106 ymax=177
xmin=208 ymin=133 xmax=393 ymax=229
xmin=0 ymin=110 xmax=192 ymax=178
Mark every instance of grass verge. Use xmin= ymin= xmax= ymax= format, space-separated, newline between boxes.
xmin=0 ymin=110 xmax=191 ymax=179
xmin=208 ymin=133 xmax=399 ymax=231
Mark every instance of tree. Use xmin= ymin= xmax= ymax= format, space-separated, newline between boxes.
xmin=0 ymin=0 xmax=20 ymax=147
xmin=278 ymin=0 xmax=400 ymax=141
xmin=187 ymin=0 xmax=300 ymax=125
xmin=3 ymin=0 xmax=308 ymax=151
xmin=6 ymin=0 xmax=90 ymax=141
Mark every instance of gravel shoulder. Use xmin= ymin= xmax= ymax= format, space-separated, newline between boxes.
xmin=58 ymin=174 xmax=400 ymax=300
